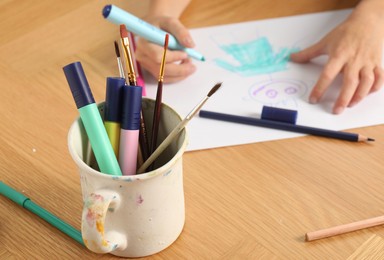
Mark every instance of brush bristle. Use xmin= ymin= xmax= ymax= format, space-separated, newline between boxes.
xmin=207 ymin=82 xmax=222 ymax=97
xmin=114 ymin=41 xmax=120 ymax=57
xmin=164 ymin=34 xmax=169 ymax=50
xmin=119 ymin=24 xmax=129 ymax=38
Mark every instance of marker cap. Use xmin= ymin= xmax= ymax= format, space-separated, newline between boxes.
xmin=121 ymin=86 xmax=142 ymax=130
xmin=0 ymin=181 xmax=29 ymax=207
xmin=63 ymin=62 xmax=95 ymax=109
xmin=105 ymin=77 xmax=125 ymax=122
xmin=261 ymin=106 xmax=298 ymax=124
xmin=102 ymin=4 xmax=112 ymax=18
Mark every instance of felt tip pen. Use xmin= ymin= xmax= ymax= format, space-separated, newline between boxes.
xmin=104 ymin=77 xmax=125 ymax=157
xmin=63 ymin=62 xmax=122 ymax=176
xmin=0 ymin=181 xmax=84 ymax=246
xmin=119 ymin=85 xmax=142 ymax=175
xmin=102 ymin=4 xmax=205 ymax=61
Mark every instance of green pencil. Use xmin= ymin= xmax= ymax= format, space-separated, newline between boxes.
xmin=0 ymin=181 xmax=84 ymax=246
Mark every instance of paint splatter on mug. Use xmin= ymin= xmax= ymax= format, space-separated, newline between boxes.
xmin=68 ymin=98 xmax=188 ymax=257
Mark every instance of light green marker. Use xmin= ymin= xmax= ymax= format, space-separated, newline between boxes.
xmin=63 ymin=61 xmax=122 ymax=176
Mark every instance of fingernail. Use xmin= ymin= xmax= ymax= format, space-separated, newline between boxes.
xmin=333 ymin=106 xmax=345 ymax=114
xmin=189 ymin=65 xmax=197 ymax=73
xmin=180 ymin=52 xmax=188 ymax=59
xmin=348 ymin=101 xmax=357 ymax=107
xmin=183 ymin=37 xmax=195 ymax=47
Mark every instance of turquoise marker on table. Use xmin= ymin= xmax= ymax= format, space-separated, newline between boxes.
xmin=0 ymin=181 xmax=84 ymax=246
xmin=102 ymin=4 xmax=205 ymax=61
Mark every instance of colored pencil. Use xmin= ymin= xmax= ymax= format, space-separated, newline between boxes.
xmin=199 ymin=110 xmax=374 ymax=142
xmin=306 ymin=215 xmax=384 ymax=241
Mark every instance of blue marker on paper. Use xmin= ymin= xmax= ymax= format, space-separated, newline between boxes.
xmin=102 ymin=4 xmax=205 ymax=61
xmin=63 ymin=62 xmax=122 ymax=176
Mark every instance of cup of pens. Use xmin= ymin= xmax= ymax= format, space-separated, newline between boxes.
xmin=68 ymin=95 xmax=188 ymax=257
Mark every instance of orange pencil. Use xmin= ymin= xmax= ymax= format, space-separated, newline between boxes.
xmin=306 ymin=215 xmax=384 ymax=241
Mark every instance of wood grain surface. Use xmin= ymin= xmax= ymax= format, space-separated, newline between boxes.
xmin=1 ymin=0 xmax=383 ymax=259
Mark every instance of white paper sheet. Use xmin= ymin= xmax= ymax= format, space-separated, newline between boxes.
xmin=144 ymin=9 xmax=384 ymax=151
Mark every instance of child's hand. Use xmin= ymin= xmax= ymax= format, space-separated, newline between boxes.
xmin=135 ymin=15 xmax=196 ymax=83
xmin=291 ymin=1 xmax=384 ymax=114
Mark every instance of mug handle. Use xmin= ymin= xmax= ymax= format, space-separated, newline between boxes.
xmin=81 ymin=190 xmax=127 ymax=253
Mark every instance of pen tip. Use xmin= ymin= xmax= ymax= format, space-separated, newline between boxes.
xmin=114 ymin=41 xmax=120 ymax=57
xmin=207 ymin=82 xmax=222 ymax=97
xmin=368 ymin=137 xmax=375 ymax=142
xmin=201 ymin=56 xmax=206 ymax=62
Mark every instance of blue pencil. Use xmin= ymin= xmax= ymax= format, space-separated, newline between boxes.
xmin=199 ymin=110 xmax=374 ymax=142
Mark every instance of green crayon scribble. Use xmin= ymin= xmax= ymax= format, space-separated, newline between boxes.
xmin=215 ymin=37 xmax=299 ymax=76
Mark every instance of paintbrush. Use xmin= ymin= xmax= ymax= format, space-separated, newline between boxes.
xmin=127 ymin=31 xmax=146 ymax=93
xmin=137 ymin=82 xmax=223 ymax=174
xmin=114 ymin=40 xmax=125 ymax=78
xmin=120 ymin=24 xmax=150 ymax=163
xmin=150 ymin=34 xmax=169 ymax=160
xmin=119 ymin=24 xmax=137 ymax=85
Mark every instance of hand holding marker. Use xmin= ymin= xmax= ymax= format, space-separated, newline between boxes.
xmin=103 ymin=4 xmax=205 ymax=61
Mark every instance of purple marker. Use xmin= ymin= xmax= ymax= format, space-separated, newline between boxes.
xmin=119 ymin=85 xmax=142 ymax=175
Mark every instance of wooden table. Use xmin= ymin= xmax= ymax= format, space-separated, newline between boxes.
xmin=2 ymin=0 xmax=384 ymax=259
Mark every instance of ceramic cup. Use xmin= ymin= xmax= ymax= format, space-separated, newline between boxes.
xmin=67 ymin=98 xmax=188 ymax=257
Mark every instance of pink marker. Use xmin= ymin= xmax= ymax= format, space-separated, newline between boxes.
xmin=119 ymin=85 xmax=142 ymax=175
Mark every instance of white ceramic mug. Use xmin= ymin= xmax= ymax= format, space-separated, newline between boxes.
xmin=67 ymin=98 xmax=188 ymax=257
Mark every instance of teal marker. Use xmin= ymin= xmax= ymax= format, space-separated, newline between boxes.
xmin=63 ymin=61 xmax=122 ymax=176
xmin=0 ymin=181 xmax=84 ymax=246
xmin=102 ymin=4 xmax=205 ymax=61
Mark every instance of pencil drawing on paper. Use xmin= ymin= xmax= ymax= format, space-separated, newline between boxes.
xmin=247 ymin=79 xmax=308 ymax=107
xmin=214 ymin=37 xmax=299 ymax=76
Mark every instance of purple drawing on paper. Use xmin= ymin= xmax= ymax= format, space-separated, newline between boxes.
xmin=137 ymin=194 xmax=144 ymax=205
xmin=248 ymin=79 xmax=308 ymax=107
